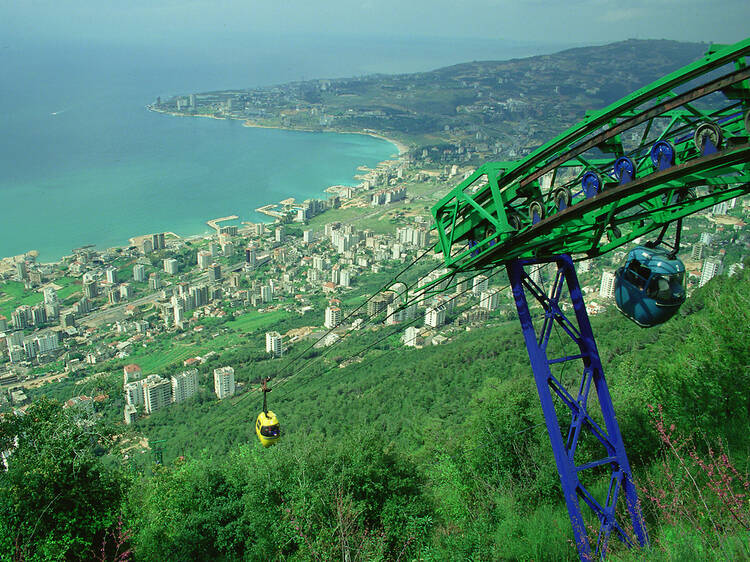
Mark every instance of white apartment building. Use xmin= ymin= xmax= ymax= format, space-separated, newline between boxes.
xmin=265 ymin=331 xmax=283 ymax=357
xmin=171 ymin=369 xmax=199 ymax=403
xmin=324 ymin=306 xmax=342 ymax=329
xmin=599 ymin=271 xmax=616 ymax=299
xmin=142 ymin=374 xmax=172 ymax=414
xmin=213 ymin=366 xmax=236 ymax=399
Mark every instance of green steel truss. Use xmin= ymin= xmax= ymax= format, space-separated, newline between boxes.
xmin=430 ymin=38 xmax=750 ymax=277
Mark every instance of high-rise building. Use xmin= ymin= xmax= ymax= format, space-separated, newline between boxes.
xmin=133 ymin=264 xmax=147 ymax=282
xmin=15 ymin=261 xmax=27 ymax=280
xmin=699 ymin=256 xmax=723 ymax=287
xmin=303 ymin=230 xmax=313 ymax=244
xmin=324 ymin=306 xmax=342 ymax=329
xmin=124 ymin=381 xmax=144 ymax=406
xmin=140 ymin=237 xmax=153 ymax=255
xmin=425 ymin=306 xmax=446 ymax=328
xmin=12 ymin=306 xmax=30 ymax=330
xmin=164 ymin=258 xmax=179 ymax=275
xmin=197 ymin=251 xmax=212 ymax=269
xmin=124 ymin=404 xmax=138 ymax=425
xmin=245 ymin=246 xmax=257 ymax=268
xmin=83 ymin=280 xmax=98 ymax=299
xmin=472 ymin=275 xmax=489 ymax=296
xmin=479 ymin=289 xmax=500 ymax=311
xmin=260 ymin=285 xmax=272 ymax=303
xmin=403 ymin=326 xmax=420 ymax=347
xmin=213 ymin=366 xmax=236 ymax=399
xmin=208 ymin=263 xmax=222 ymax=283
xmin=148 ymin=273 xmax=162 ymax=290
xmin=275 ymin=226 xmax=284 ymax=243
xmin=691 ymin=243 xmax=706 ymax=261
xmin=35 ymin=332 xmax=59 ymax=354
xmin=43 ymin=287 xmax=58 ymax=305
xmin=142 ymin=374 xmax=172 ymax=413
xmin=105 ymin=267 xmax=118 ymax=284
xmin=699 ymin=232 xmax=713 ymax=246
xmin=265 ymin=331 xmax=283 ymax=357
xmin=340 ymin=270 xmax=352 ymax=288
xmin=171 ymin=369 xmax=199 ymax=403
xmin=152 ymin=233 xmax=166 ymax=251
xmin=120 ymin=283 xmax=133 ymax=300
xmin=599 ymin=271 xmax=616 ymax=299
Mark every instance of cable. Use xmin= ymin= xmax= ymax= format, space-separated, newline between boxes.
xmin=271 ymin=264 xmax=506 ymax=397
xmin=272 ymin=244 xmax=439 ymax=381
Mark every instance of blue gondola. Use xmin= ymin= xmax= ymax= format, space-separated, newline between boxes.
xmin=614 ymin=246 xmax=686 ymax=327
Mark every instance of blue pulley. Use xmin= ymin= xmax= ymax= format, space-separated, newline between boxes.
xmin=613 ymin=157 xmax=636 ymax=184
xmin=650 ymin=140 xmax=675 ymax=171
xmin=581 ymin=171 xmax=601 ymax=198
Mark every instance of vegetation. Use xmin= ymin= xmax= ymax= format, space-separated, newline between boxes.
xmin=1 ymin=266 xmax=748 ymax=560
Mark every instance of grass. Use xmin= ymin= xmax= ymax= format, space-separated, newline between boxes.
xmin=0 ymin=277 xmax=81 ymax=319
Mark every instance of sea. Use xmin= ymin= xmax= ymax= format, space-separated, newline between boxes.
xmin=0 ymin=34 xmax=568 ymax=261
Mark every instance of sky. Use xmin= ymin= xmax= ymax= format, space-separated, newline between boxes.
xmin=2 ymin=0 xmax=747 ymax=48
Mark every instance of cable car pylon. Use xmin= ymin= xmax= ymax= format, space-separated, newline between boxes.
xmin=509 ymin=256 xmax=647 ymax=557
xmin=417 ymin=38 xmax=750 ymax=559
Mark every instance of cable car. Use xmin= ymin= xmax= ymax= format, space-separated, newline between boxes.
xmin=255 ymin=378 xmax=280 ymax=447
xmin=614 ymin=246 xmax=686 ymax=327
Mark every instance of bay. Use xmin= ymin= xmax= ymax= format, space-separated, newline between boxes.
xmin=0 ymin=34 xmax=564 ymax=261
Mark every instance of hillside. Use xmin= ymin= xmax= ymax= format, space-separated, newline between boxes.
xmin=3 ymin=264 xmax=746 ymax=560
xmin=157 ymin=39 xmax=707 ymax=158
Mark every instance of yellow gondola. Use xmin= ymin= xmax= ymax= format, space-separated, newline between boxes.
xmin=255 ymin=378 xmax=280 ymax=447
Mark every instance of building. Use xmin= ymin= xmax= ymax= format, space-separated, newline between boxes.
xmin=324 ymin=306 xmax=342 ymax=329
xmin=691 ymin=243 xmax=706 ymax=261
xmin=403 ymin=326 xmax=421 ymax=347
xmin=208 ymin=263 xmax=222 ymax=283
xmin=124 ymin=404 xmax=138 ymax=425
xmin=164 ymin=258 xmax=179 ymax=275
xmin=265 ymin=331 xmax=283 ymax=357
xmin=133 ymin=263 xmax=147 ymax=282
xmin=105 ymin=267 xmax=118 ymax=284
xmin=260 ymin=285 xmax=272 ymax=303
xmin=123 ymin=361 xmax=144 ymax=381
xmin=142 ymin=374 xmax=172 ymax=414
xmin=124 ymin=381 xmax=144 ymax=406
xmin=35 ymin=332 xmax=59 ymax=354
xmin=303 ymin=230 xmax=313 ymax=244
xmin=340 ymin=269 xmax=352 ymax=288
xmin=599 ymin=271 xmax=616 ymax=299
xmin=699 ymin=256 xmax=723 ymax=287
xmin=120 ymin=283 xmax=133 ymax=300
xmin=197 ymin=251 xmax=212 ymax=269
xmin=479 ymin=289 xmax=500 ymax=311
xmin=699 ymin=232 xmax=713 ymax=246
xmin=472 ymin=275 xmax=489 ymax=296
xmin=148 ymin=273 xmax=162 ymax=290
xmin=245 ymin=246 xmax=257 ymax=268
xmin=213 ymin=366 xmax=236 ymax=399
xmin=425 ymin=306 xmax=446 ymax=328
xmin=152 ymin=232 xmax=166 ymax=251
xmin=275 ymin=226 xmax=285 ymax=243
xmin=171 ymin=369 xmax=199 ymax=403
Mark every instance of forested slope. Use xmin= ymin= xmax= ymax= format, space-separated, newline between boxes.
xmin=1 ymin=266 xmax=748 ymax=560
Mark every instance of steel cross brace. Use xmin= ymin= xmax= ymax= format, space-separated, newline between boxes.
xmin=507 ymin=255 xmax=648 ymax=560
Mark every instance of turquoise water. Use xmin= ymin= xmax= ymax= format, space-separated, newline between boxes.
xmin=0 ymin=36 xmax=561 ymax=261
xmin=0 ymin=41 xmax=396 ymax=261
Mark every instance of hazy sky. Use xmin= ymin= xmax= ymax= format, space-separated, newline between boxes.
xmin=2 ymin=0 xmax=747 ymax=47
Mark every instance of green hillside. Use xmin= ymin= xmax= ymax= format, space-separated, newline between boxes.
xmin=2 ymin=264 xmax=748 ymax=560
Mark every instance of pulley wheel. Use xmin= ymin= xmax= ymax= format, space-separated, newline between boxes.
xmin=528 ymin=200 xmax=544 ymax=224
xmin=613 ymin=157 xmax=636 ymax=183
xmin=650 ymin=140 xmax=675 ymax=169
xmin=508 ymin=213 xmax=523 ymax=232
xmin=581 ymin=171 xmax=601 ymax=198
xmin=554 ymin=188 xmax=572 ymax=211
xmin=693 ymin=122 xmax=723 ymax=153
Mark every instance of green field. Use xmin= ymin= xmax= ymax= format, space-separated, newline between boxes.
xmin=0 ymin=277 xmax=81 ymax=320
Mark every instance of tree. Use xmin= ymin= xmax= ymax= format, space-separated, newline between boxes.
xmin=0 ymin=399 xmax=127 ymax=561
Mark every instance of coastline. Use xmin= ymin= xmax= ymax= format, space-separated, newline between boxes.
xmin=4 ymin=109 xmax=408 ymax=264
